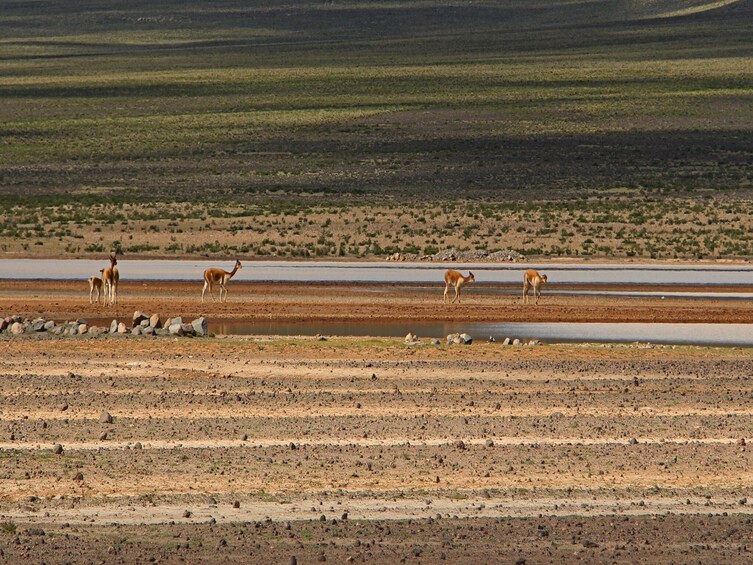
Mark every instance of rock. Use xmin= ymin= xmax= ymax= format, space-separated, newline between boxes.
xmin=44 ymin=320 xmax=56 ymax=331
xmin=73 ymin=471 xmax=84 ymax=481
xmin=99 ymin=431 xmax=108 ymax=440
xmin=99 ymin=411 xmax=113 ymax=424
xmin=289 ymin=557 xmax=298 ymax=565
xmin=181 ymin=323 xmax=196 ymax=336
xmin=131 ymin=327 xmax=143 ymax=336
xmin=32 ymin=318 xmax=46 ymax=332
xmin=233 ymin=500 xmax=240 ymax=508
xmin=142 ymin=326 xmax=155 ymax=336
xmin=447 ymin=333 xmax=472 ymax=345
xmin=0 ymin=318 xmax=8 ymax=332
xmin=430 ymin=338 xmax=441 ymax=345
xmin=168 ymin=317 xmax=183 ymax=327
xmin=132 ymin=311 xmax=149 ymax=327
xmin=192 ymin=317 xmax=207 ymax=337
xmin=149 ymin=314 xmax=162 ymax=329
xmin=485 ymin=439 xmax=494 ymax=447
xmin=133 ymin=441 xmax=143 ymax=450
xmin=59 ymin=403 xmax=69 ymax=412
xmin=183 ymin=510 xmax=192 ymax=518
xmin=78 ymin=324 xmax=88 ymax=334
xmin=53 ymin=443 xmax=63 ymax=455
xmin=168 ymin=323 xmax=184 ymax=336
xmin=10 ymin=322 xmax=24 ymax=335
xmin=117 ymin=322 xmax=127 ymax=334
xmin=739 ymin=497 xmax=747 ymax=505
xmin=628 ymin=438 xmax=638 ymax=445
xmin=88 ymin=326 xmax=101 ymax=336
xmin=454 ymin=440 xmax=466 ymax=450
xmin=140 ymin=319 xmax=150 ymax=328
xmin=110 ymin=320 xmax=118 ymax=333
xmin=502 ymin=337 xmax=511 ymax=345
xmin=404 ymin=332 xmax=417 ymax=344
xmin=582 ymin=540 xmax=599 ymax=548
xmin=512 ymin=338 xmax=521 ymax=346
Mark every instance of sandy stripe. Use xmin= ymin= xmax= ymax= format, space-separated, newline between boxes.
xmin=0 ymin=436 xmax=744 ymax=452
xmin=3 ymin=495 xmax=753 ymax=525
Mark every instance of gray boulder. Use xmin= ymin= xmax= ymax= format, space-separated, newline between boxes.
xmin=192 ymin=317 xmax=207 ymax=337
xmin=447 ymin=333 xmax=472 ymax=345
xmin=132 ymin=311 xmax=149 ymax=328
xmin=110 ymin=319 xmax=118 ymax=334
xmin=10 ymin=322 xmax=24 ymax=335
xmin=168 ymin=323 xmax=184 ymax=336
xmin=117 ymin=322 xmax=128 ymax=334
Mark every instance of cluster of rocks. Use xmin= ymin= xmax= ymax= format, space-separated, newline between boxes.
xmin=0 ymin=312 xmax=209 ymax=338
xmin=496 ymin=337 xmax=540 ymax=346
xmin=403 ymin=332 xmax=472 ymax=345
xmin=387 ymin=248 xmax=524 ymax=263
xmin=404 ymin=332 xmax=540 ymax=347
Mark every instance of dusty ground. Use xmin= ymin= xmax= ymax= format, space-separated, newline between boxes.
xmin=3 ymin=280 xmax=753 ymax=563
xmin=3 ymin=279 xmax=753 ymax=324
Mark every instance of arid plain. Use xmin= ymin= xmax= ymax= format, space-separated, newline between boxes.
xmin=3 ymin=276 xmax=753 ymax=563
xmin=3 ymin=0 xmax=753 ymax=561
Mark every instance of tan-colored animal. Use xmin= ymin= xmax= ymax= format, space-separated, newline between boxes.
xmin=443 ymin=269 xmax=475 ymax=304
xmin=88 ymin=272 xmax=103 ymax=304
xmin=101 ymin=254 xmax=119 ymax=306
xmin=202 ymin=259 xmax=242 ymax=303
xmin=522 ymin=269 xmax=547 ymax=305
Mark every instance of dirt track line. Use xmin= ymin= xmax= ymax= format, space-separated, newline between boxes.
xmin=4 ymin=496 xmax=753 ymax=525
xmin=0 ymin=436 xmax=743 ymax=452
xmin=3 ymin=406 xmax=753 ymax=419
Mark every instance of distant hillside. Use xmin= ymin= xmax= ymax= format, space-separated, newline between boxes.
xmin=0 ymin=0 xmax=751 ymax=202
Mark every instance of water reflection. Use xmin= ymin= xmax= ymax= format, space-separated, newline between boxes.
xmin=209 ymin=320 xmax=753 ymax=346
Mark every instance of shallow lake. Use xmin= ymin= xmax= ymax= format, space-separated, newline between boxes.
xmin=209 ymin=320 xmax=753 ymax=347
xmin=3 ymin=259 xmax=753 ymax=286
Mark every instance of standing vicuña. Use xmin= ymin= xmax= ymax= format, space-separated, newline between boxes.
xmin=101 ymin=255 xmax=119 ymax=306
xmin=522 ymin=269 xmax=547 ymax=305
xmin=88 ymin=271 xmax=103 ymax=304
xmin=202 ymin=259 xmax=242 ymax=303
xmin=443 ymin=270 xmax=475 ymax=304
